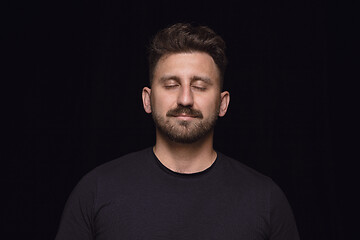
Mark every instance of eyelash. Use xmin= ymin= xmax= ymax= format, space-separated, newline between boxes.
xmin=164 ymin=85 xmax=206 ymax=91
xmin=164 ymin=85 xmax=178 ymax=89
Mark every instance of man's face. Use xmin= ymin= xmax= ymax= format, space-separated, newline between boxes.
xmin=142 ymin=52 xmax=229 ymax=144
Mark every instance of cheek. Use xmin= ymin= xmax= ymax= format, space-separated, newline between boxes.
xmin=198 ymin=97 xmax=220 ymax=116
xmin=151 ymin=93 xmax=172 ymax=113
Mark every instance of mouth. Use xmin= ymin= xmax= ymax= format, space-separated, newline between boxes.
xmin=173 ymin=114 xmax=197 ymax=120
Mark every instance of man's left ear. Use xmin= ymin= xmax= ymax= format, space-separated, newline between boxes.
xmin=219 ymin=91 xmax=230 ymax=117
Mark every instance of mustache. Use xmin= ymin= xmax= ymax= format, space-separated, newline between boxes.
xmin=166 ymin=106 xmax=203 ymax=118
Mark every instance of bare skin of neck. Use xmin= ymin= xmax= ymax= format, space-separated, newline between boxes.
xmin=153 ymin=129 xmax=217 ymax=174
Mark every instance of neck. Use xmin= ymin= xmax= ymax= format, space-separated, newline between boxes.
xmin=153 ymin=130 xmax=217 ymax=174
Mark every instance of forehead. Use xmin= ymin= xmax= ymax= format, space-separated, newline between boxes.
xmin=153 ymin=52 xmax=220 ymax=83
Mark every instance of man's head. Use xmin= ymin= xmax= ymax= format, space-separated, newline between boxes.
xmin=148 ymin=23 xmax=227 ymax=90
xmin=143 ymin=23 xmax=230 ymax=144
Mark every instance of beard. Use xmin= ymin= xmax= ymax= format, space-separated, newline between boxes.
xmin=152 ymin=105 xmax=219 ymax=144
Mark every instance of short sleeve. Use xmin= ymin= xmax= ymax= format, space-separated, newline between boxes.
xmin=55 ymin=171 xmax=98 ymax=240
xmin=269 ymin=183 xmax=300 ymax=240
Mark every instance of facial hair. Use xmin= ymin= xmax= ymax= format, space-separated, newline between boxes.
xmin=152 ymin=105 xmax=219 ymax=144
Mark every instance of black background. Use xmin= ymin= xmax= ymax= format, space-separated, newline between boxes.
xmin=4 ymin=0 xmax=341 ymax=239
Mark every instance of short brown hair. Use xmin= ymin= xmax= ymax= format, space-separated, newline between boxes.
xmin=148 ymin=23 xmax=227 ymax=89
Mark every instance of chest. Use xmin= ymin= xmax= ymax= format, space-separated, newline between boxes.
xmin=93 ymin=182 xmax=270 ymax=240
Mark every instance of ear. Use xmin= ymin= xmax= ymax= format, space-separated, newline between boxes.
xmin=142 ymin=87 xmax=152 ymax=114
xmin=218 ymin=91 xmax=230 ymax=117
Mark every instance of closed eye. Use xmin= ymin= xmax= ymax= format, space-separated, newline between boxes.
xmin=164 ymin=84 xmax=179 ymax=89
xmin=191 ymin=78 xmax=210 ymax=91
xmin=192 ymin=86 xmax=207 ymax=91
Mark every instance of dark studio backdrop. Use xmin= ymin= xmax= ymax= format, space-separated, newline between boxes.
xmin=4 ymin=0 xmax=340 ymax=239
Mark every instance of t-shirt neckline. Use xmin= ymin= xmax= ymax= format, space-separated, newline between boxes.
xmin=150 ymin=147 xmax=219 ymax=179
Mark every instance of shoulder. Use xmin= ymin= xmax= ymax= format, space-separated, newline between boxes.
xmin=77 ymin=147 xmax=153 ymax=188
xmin=216 ymin=152 xmax=282 ymax=196
xmin=218 ymin=153 xmax=300 ymax=239
xmin=217 ymin=152 xmax=297 ymax=219
xmin=218 ymin=152 xmax=273 ymax=183
xmin=93 ymin=147 xmax=152 ymax=174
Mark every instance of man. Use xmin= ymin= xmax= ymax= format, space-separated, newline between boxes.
xmin=55 ymin=23 xmax=300 ymax=239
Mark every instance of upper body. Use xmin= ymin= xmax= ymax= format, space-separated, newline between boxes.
xmin=55 ymin=23 xmax=300 ymax=239
xmin=55 ymin=148 xmax=300 ymax=240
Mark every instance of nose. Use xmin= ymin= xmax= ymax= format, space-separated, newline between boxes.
xmin=177 ymin=85 xmax=194 ymax=107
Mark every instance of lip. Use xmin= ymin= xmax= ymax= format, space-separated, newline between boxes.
xmin=173 ymin=114 xmax=197 ymax=120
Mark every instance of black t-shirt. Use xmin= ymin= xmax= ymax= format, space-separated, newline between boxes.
xmin=55 ymin=148 xmax=300 ymax=240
